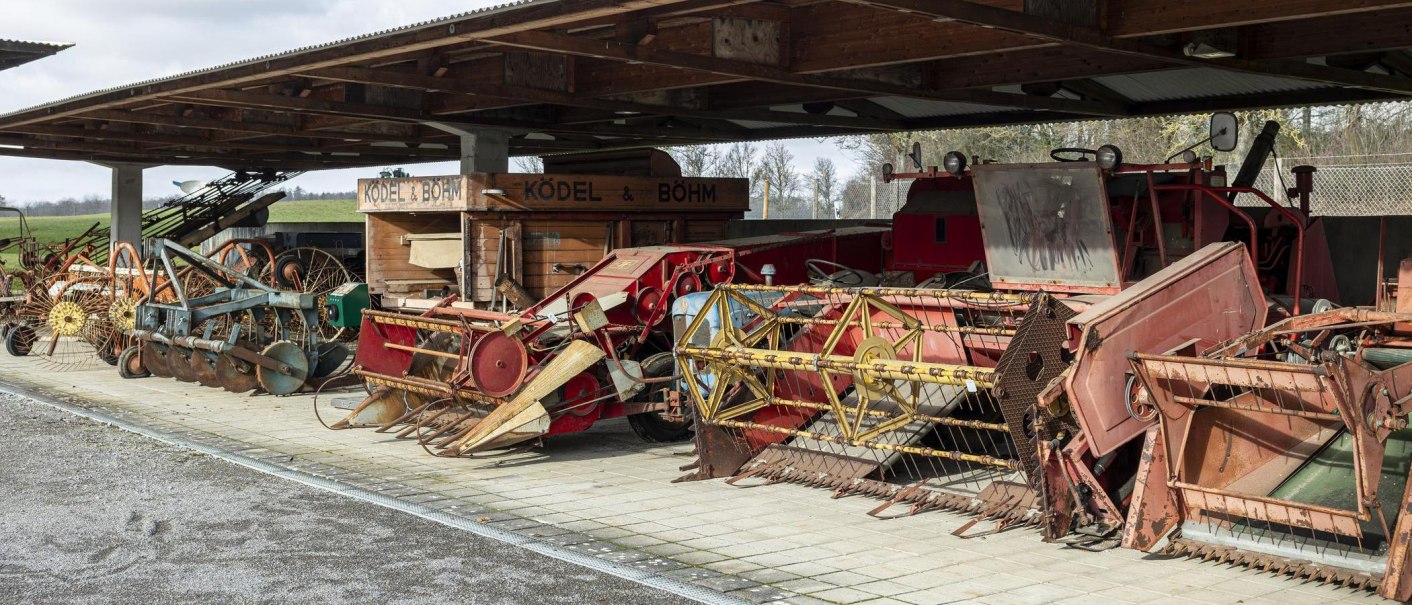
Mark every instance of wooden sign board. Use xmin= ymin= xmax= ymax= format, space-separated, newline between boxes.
xmin=359 ymin=175 xmax=471 ymax=212
xmin=359 ymin=173 xmax=749 ymax=213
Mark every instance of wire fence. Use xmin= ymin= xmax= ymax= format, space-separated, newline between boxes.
xmin=750 ymin=155 xmax=1412 ymax=219
xmin=1248 ymin=156 xmax=1412 ymax=216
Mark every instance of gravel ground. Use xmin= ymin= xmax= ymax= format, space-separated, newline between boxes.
xmin=0 ymin=394 xmax=700 ymax=605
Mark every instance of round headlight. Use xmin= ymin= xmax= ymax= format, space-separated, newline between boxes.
xmin=943 ymin=151 xmax=967 ymax=176
xmin=881 ymin=162 xmax=894 ymax=178
xmin=1096 ymin=144 xmax=1123 ymax=171
xmin=1180 ymin=149 xmax=1198 ymax=164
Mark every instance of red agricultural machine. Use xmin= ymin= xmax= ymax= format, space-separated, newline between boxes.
xmin=1121 ymin=259 xmax=1412 ymax=598
xmin=673 ymin=113 xmax=1376 ymax=573
xmin=319 ymin=227 xmax=889 ymax=455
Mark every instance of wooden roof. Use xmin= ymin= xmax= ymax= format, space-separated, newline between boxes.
xmin=0 ymin=39 xmax=71 ymax=72
xmin=1 ymin=0 xmax=1411 ymax=171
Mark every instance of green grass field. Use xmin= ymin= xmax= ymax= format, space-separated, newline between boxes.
xmin=0 ymin=199 xmax=360 ymax=269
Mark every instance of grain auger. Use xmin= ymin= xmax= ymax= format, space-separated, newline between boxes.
xmin=122 ymin=238 xmax=348 ymax=395
xmin=1125 ymin=307 xmax=1412 ymax=599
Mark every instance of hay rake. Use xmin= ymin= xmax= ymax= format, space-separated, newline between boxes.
xmin=4 ymin=242 xmax=158 ymax=371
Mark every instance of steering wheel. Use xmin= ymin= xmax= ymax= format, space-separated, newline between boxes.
xmin=1050 ymin=147 xmax=1097 ymax=162
xmin=806 ymin=259 xmax=865 ymax=287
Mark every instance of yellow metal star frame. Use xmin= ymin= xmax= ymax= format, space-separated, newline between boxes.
xmin=675 ymin=284 xmax=1028 ymax=469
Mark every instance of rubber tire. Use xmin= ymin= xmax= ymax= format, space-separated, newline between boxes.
xmin=118 ymin=345 xmax=150 ymax=379
xmin=626 ymin=352 xmax=693 ymax=443
xmin=6 ymin=324 xmax=34 ymax=357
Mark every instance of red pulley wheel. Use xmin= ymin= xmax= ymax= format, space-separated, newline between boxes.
xmin=562 ymin=372 xmax=601 ymax=417
xmin=633 ymin=287 xmax=664 ymax=326
xmin=706 ymin=261 xmax=733 ymax=285
xmin=675 ymin=272 xmax=703 ymax=297
xmin=469 ymin=332 xmax=529 ymax=398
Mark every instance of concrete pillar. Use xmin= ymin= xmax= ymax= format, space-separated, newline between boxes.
xmin=425 ymin=123 xmax=511 ymax=174
xmin=96 ymin=162 xmax=151 ymax=251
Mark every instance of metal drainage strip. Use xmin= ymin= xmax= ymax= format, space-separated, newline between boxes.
xmin=0 ymin=383 xmax=751 ymax=605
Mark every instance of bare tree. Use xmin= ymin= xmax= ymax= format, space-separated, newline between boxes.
xmin=757 ymin=142 xmax=801 ymax=215
xmin=668 ymin=145 xmax=719 ymax=177
xmin=718 ymin=142 xmax=764 ymax=214
xmin=513 ymin=156 xmax=544 ymax=173
xmin=812 ymin=158 xmax=838 ymax=218
xmin=839 ymin=174 xmax=871 ymax=219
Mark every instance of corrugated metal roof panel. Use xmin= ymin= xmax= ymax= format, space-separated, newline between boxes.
xmin=869 ymin=96 xmax=1016 ymax=118
xmin=0 ymin=0 xmax=534 ymax=116
xmin=0 ymin=39 xmax=72 ymax=51
xmin=1093 ymin=67 xmax=1326 ymax=103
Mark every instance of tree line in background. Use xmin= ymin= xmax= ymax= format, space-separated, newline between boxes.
xmin=4 ymin=102 xmax=1411 ymax=217
xmin=0 ymin=185 xmax=357 ymax=217
xmin=665 ymin=101 xmax=1412 ymax=219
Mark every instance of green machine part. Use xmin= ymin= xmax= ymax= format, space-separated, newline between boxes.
xmin=326 ymin=282 xmax=370 ymax=329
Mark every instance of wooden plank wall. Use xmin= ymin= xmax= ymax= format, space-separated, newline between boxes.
xmin=467 ymin=218 xmax=612 ymax=301
xmin=365 ymin=212 xmax=461 ymax=295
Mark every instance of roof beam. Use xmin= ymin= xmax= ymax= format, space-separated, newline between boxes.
xmin=74 ymin=108 xmax=444 ymax=144
xmin=844 ymin=0 xmax=1412 ymax=95
xmin=487 ymin=30 xmax=1130 ymax=116
xmin=171 ymin=89 xmax=429 ymax=121
xmin=306 ymin=65 xmax=910 ymax=129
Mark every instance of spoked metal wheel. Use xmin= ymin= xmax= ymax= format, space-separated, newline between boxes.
xmin=266 ymin=247 xmax=353 ymax=342
xmin=10 ymin=273 xmax=112 ymax=369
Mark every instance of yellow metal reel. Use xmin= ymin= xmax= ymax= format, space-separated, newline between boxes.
xmin=48 ymin=300 xmax=87 ymax=337
xmin=108 ymin=298 xmax=137 ymax=332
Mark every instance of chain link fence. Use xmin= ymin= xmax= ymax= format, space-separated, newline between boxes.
xmin=753 ymin=155 xmax=1412 ymax=220
xmin=1248 ymin=155 xmax=1412 ymax=216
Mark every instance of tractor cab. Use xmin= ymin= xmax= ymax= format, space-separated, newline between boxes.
xmin=883 ymin=112 xmax=1336 ymax=314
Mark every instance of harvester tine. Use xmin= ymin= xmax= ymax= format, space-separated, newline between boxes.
xmin=866 ymin=485 xmax=920 ymax=519
xmin=724 ymin=461 xmax=778 ymax=487
xmin=378 ymin=399 xmax=435 ymax=433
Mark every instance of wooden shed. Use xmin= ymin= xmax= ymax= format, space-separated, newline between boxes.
xmin=358 ymin=150 xmax=748 ymax=310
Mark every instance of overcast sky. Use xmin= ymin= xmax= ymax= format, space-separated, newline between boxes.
xmin=0 ymin=0 xmax=845 ymax=204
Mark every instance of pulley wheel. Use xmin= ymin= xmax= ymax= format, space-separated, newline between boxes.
xmin=633 ymin=287 xmax=664 ymax=326
xmin=674 ymin=272 xmax=703 ymax=297
xmin=142 ymin=341 xmax=172 ymax=378
xmin=191 ymin=351 xmax=220 ymax=387
xmin=468 ymin=332 xmax=529 ymax=398
xmin=6 ymin=324 xmax=35 ymax=357
xmin=561 ymin=372 xmax=601 ymax=417
xmin=215 ymin=353 xmax=259 ymax=394
xmin=118 ymin=345 xmax=149 ymax=379
xmin=168 ymin=346 xmax=198 ymax=383
xmin=257 ymin=340 xmax=310 ymax=396
xmin=706 ymin=260 xmax=733 ymax=285
xmin=852 ymin=336 xmax=898 ymax=400
xmin=311 ymin=341 xmax=350 ymax=379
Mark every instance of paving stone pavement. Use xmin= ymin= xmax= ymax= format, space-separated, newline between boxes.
xmin=0 ymin=354 xmax=1394 ymax=605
